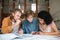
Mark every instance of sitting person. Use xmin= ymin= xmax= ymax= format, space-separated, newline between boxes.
xmin=38 ymin=10 xmax=59 ymax=35
xmin=2 ymin=9 xmax=23 ymax=34
xmin=22 ymin=10 xmax=39 ymax=34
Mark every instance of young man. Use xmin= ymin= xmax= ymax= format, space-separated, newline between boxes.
xmin=22 ymin=10 xmax=39 ymax=34
xmin=2 ymin=9 xmax=23 ymax=34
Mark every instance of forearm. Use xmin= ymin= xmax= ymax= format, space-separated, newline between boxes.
xmin=39 ymin=32 xmax=59 ymax=35
xmin=45 ymin=32 xmax=58 ymax=35
xmin=12 ymin=21 xmax=20 ymax=29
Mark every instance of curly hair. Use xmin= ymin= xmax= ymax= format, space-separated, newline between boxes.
xmin=38 ymin=10 xmax=53 ymax=25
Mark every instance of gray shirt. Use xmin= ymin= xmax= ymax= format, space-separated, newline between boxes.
xmin=12 ymin=21 xmax=19 ymax=34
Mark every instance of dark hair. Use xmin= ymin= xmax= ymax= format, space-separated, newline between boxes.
xmin=38 ymin=10 xmax=53 ymax=25
xmin=25 ymin=10 xmax=34 ymax=18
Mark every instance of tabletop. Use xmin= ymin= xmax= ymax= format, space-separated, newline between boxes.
xmin=0 ymin=33 xmax=60 ymax=40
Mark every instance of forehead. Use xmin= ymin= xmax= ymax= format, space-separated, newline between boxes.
xmin=28 ymin=15 xmax=33 ymax=18
xmin=15 ymin=11 xmax=21 ymax=15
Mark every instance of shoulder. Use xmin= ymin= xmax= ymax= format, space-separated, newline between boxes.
xmin=33 ymin=17 xmax=38 ymax=21
xmin=50 ymin=21 xmax=57 ymax=28
xmin=34 ymin=17 xmax=38 ymax=20
xmin=2 ymin=16 xmax=11 ymax=22
xmin=51 ymin=21 xmax=56 ymax=26
xmin=33 ymin=17 xmax=39 ymax=23
xmin=2 ymin=16 xmax=11 ymax=24
xmin=22 ymin=19 xmax=27 ymax=24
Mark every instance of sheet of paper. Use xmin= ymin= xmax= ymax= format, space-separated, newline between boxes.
xmin=21 ymin=35 xmax=60 ymax=40
xmin=0 ymin=33 xmax=19 ymax=40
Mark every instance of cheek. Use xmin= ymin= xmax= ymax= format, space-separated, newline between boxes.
xmin=19 ymin=14 xmax=21 ymax=17
xmin=41 ymin=21 xmax=43 ymax=23
xmin=14 ymin=15 xmax=18 ymax=19
xmin=30 ymin=18 xmax=33 ymax=21
xmin=42 ymin=21 xmax=45 ymax=24
xmin=39 ymin=20 xmax=43 ymax=24
xmin=30 ymin=18 xmax=34 ymax=22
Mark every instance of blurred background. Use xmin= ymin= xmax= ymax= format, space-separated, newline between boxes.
xmin=0 ymin=0 xmax=60 ymax=33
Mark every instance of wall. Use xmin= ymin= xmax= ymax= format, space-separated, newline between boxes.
xmin=0 ymin=3 xmax=2 ymax=27
xmin=38 ymin=0 xmax=48 ymax=12
xmin=49 ymin=0 xmax=60 ymax=28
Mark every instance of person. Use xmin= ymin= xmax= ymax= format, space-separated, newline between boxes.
xmin=22 ymin=10 xmax=39 ymax=34
xmin=2 ymin=9 xmax=23 ymax=34
xmin=38 ymin=10 xmax=59 ymax=35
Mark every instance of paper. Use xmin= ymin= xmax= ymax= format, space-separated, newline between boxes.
xmin=0 ymin=34 xmax=60 ymax=40
xmin=0 ymin=33 xmax=19 ymax=40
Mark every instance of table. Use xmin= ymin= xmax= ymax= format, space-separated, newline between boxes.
xmin=0 ymin=33 xmax=60 ymax=40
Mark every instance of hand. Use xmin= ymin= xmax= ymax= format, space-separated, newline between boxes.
xmin=16 ymin=20 xmax=21 ymax=25
xmin=35 ymin=32 xmax=39 ymax=34
xmin=19 ymin=29 xmax=23 ymax=34
xmin=31 ymin=31 xmax=36 ymax=34
xmin=39 ymin=31 xmax=44 ymax=35
xmin=12 ymin=20 xmax=21 ymax=29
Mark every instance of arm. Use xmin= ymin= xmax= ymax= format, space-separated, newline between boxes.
xmin=22 ymin=21 xmax=26 ymax=34
xmin=39 ymin=24 xmax=44 ymax=32
xmin=34 ymin=18 xmax=40 ymax=32
xmin=39 ymin=22 xmax=59 ymax=35
xmin=31 ymin=18 xmax=40 ymax=34
xmin=2 ymin=18 xmax=12 ymax=34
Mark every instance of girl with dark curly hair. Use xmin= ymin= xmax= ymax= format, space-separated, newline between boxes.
xmin=38 ymin=10 xmax=59 ymax=35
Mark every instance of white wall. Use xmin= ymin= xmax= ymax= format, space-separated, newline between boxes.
xmin=49 ymin=0 xmax=60 ymax=28
xmin=50 ymin=0 xmax=60 ymax=14
xmin=38 ymin=0 xmax=48 ymax=12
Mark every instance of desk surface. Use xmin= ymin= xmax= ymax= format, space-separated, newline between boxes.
xmin=0 ymin=33 xmax=60 ymax=40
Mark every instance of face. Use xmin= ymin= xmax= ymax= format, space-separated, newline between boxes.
xmin=27 ymin=15 xmax=33 ymax=22
xmin=13 ymin=11 xmax=21 ymax=20
xmin=38 ymin=18 xmax=45 ymax=24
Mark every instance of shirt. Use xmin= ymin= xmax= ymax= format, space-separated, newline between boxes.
xmin=12 ymin=21 xmax=19 ymax=34
xmin=22 ymin=18 xmax=40 ymax=34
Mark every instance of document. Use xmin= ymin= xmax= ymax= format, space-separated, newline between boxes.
xmin=0 ymin=33 xmax=19 ymax=40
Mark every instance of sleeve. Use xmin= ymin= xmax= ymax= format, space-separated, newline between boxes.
xmin=34 ymin=18 xmax=40 ymax=32
xmin=22 ymin=21 xmax=26 ymax=34
xmin=2 ymin=18 xmax=13 ymax=34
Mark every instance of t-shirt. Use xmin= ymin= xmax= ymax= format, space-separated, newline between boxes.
xmin=22 ymin=18 xmax=40 ymax=34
